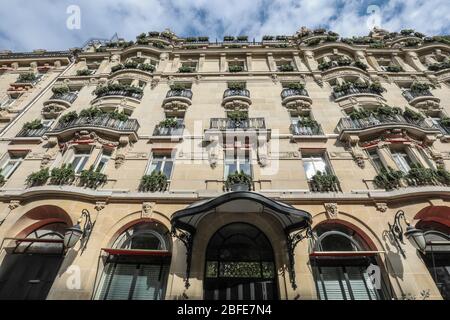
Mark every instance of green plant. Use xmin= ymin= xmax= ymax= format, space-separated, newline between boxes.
xmin=17 ymin=73 xmax=37 ymax=82
xmin=26 ymin=168 xmax=50 ymax=187
xmin=405 ymin=39 xmax=421 ymax=47
xmin=170 ymin=83 xmax=187 ymax=91
xmin=229 ymin=65 xmax=244 ymax=72
xmin=298 ymin=117 xmax=318 ymax=128
xmin=137 ymin=32 xmax=147 ymax=40
xmin=386 ymin=65 xmax=403 ymax=72
xmin=313 ymin=28 xmax=326 ymax=34
xmin=405 ymin=163 xmax=438 ymax=186
xmin=198 ymin=36 xmax=209 ymax=42
xmin=325 ymin=35 xmax=338 ymax=42
xmin=337 ymin=57 xmax=352 ymax=66
xmin=79 ymin=166 xmax=107 ymax=189
xmin=237 ymin=36 xmax=248 ymax=41
xmin=262 ymin=35 xmax=274 ymax=41
xmin=138 ymin=63 xmax=155 ymax=72
xmin=435 ymin=167 xmax=450 ymax=185
xmin=159 ymin=118 xmax=178 ymax=128
xmin=224 ymin=36 xmax=235 ymax=41
xmin=403 ymin=107 xmax=424 ymax=121
xmin=411 ymin=82 xmax=431 ymax=91
xmin=278 ymin=64 xmax=294 ymax=72
xmin=306 ymin=38 xmax=321 ymax=46
xmin=140 ymin=171 xmax=169 ymax=192
xmin=80 ymin=107 xmax=104 ymax=118
xmin=369 ymin=82 xmax=385 ymax=94
xmin=428 ymin=62 xmax=450 ymax=71
xmin=152 ymin=41 xmax=165 ymax=49
xmin=349 ymin=108 xmax=372 ymax=120
xmin=76 ymin=69 xmax=92 ymax=76
xmin=227 ymin=82 xmax=245 ymax=90
xmin=370 ymin=42 xmax=385 ymax=49
xmin=108 ymin=110 xmax=129 ymax=121
xmin=276 ymin=35 xmax=288 ymax=41
xmin=310 ymin=171 xmax=340 ymax=192
xmin=0 ymin=174 xmax=5 ymax=186
xmin=333 ymin=82 xmax=352 ymax=93
xmin=51 ymin=85 xmax=70 ymax=95
xmin=374 ymin=167 xmax=404 ymax=190
xmin=400 ymin=29 xmax=415 ymax=36
xmin=111 ymin=64 xmax=124 ymax=73
xmin=185 ymin=37 xmax=198 ymax=42
xmin=224 ymin=171 xmax=252 ymax=190
xmin=440 ymin=117 xmax=450 ymax=127
xmin=285 ymin=82 xmax=305 ymax=91
xmin=59 ymin=111 xmax=78 ymax=124
xmin=23 ymin=119 xmax=43 ymax=130
xmin=375 ymin=105 xmax=401 ymax=117
xmin=227 ymin=110 xmax=248 ymax=122
xmin=318 ymin=61 xmax=332 ymax=71
xmin=354 ymin=61 xmax=368 ymax=70
xmin=124 ymin=61 xmax=139 ymax=69
xmin=178 ymin=65 xmax=195 ymax=73
xmin=93 ymin=83 xmax=144 ymax=96
xmin=50 ymin=164 xmax=75 ymax=185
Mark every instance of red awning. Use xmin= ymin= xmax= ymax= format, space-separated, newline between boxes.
xmin=101 ymin=248 xmax=172 ymax=256
xmin=414 ymin=206 xmax=450 ymax=227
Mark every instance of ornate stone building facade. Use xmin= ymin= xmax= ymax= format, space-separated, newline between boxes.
xmin=0 ymin=27 xmax=448 ymax=300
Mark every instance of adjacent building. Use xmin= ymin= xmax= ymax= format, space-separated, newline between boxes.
xmin=0 ymin=27 xmax=449 ymax=300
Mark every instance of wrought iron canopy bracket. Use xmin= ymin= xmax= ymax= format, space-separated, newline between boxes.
xmin=286 ymin=226 xmax=312 ymax=290
xmin=171 ymin=226 xmax=194 ymax=289
xmin=388 ymin=210 xmax=407 ymax=258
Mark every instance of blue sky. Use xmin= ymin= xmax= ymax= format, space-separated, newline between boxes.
xmin=0 ymin=0 xmax=450 ymax=52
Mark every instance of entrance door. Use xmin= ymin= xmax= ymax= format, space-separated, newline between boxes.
xmin=204 ymin=223 xmax=277 ymax=300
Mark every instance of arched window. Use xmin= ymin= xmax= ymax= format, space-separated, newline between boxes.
xmin=0 ymin=222 xmax=67 ymax=300
xmin=416 ymin=221 xmax=450 ymax=300
xmin=95 ymin=222 xmax=171 ymax=300
xmin=311 ymin=223 xmax=390 ymax=300
xmin=204 ymin=223 xmax=277 ymax=300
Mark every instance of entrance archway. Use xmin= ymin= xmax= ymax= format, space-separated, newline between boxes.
xmin=203 ymin=223 xmax=277 ymax=300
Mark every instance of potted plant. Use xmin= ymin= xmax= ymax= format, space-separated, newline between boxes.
xmin=26 ymin=168 xmax=50 ymax=187
xmin=138 ymin=63 xmax=155 ymax=72
xmin=386 ymin=64 xmax=403 ymax=72
xmin=108 ymin=110 xmax=129 ymax=121
xmin=110 ymin=64 xmax=124 ymax=73
xmin=310 ymin=171 xmax=340 ymax=192
xmin=80 ymin=107 xmax=104 ymax=118
xmin=403 ymin=107 xmax=424 ymax=121
xmin=227 ymin=82 xmax=245 ymax=90
xmin=298 ymin=117 xmax=318 ymax=128
xmin=23 ymin=119 xmax=43 ymax=130
xmin=50 ymin=164 xmax=75 ymax=185
xmin=178 ymin=65 xmax=195 ymax=73
xmin=227 ymin=110 xmax=248 ymax=122
xmin=411 ymin=82 xmax=431 ymax=92
xmin=79 ymin=166 xmax=107 ymax=189
xmin=0 ymin=174 xmax=5 ymax=186
xmin=124 ymin=61 xmax=139 ymax=69
xmin=170 ymin=83 xmax=187 ymax=91
xmin=51 ymin=85 xmax=70 ymax=95
xmin=139 ymin=171 xmax=169 ymax=192
xmin=405 ymin=163 xmax=437 ymax=186
xmin=225 ymin=171 xmax=252 ymax=191
xmin=286 ymin=82 xmax=305 ymax=91
xmin=17 ymin=73 xmax=37 ymax=82
xmin=349 ymin=109 xmax=372 ymax=120
xmin=76 ymin=69 xmax=92 ymax=76
xmin=354 ymin=61 xmax=368 ymax=71
xmin=369 ymin=82 xmax=385 ymax=94
xmin=159 ymin=118 xmax=179 ymax=128
xmin=59 ymin=111 xmax=78 ymax=124
xmin=229 ymin=65 xmax=244 ymax=72
xmin=278 ymin=64 xmax=294 ymax=72
xmin=318 ymin=61 xmax=332 ymax=71
xmin=337 ymin=57 xmax=352 ymax=66
xmin=374 ymin=167 xmax=404 ymax=190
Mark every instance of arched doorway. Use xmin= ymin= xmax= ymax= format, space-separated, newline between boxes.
xmin=0 ymin=222 xmax=66 ymax=300
xmin=203 ymin=223 xmax=277 ymax=300
xmin=311 ymin=223 xmax=390 ymax=300
xmin=94 ymin=221 xmax=171 ymax=300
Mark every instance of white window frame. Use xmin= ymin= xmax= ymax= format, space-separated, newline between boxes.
xmin=0 ymin=153 xmax=24 ymax=179
xmin=224 ymin=150 xmax=252 ymax=179
xmin=367 ymin=149 xmax=384 ymax=172
xmin=94 ymin=150 xmax=111 ymax=173
xmin=70 ymin=149 xmax=91 ymax=174
xmin=146 ymin=154 xmax=174 ymax=179
xmin=391 ymin=150 xmax=414 ymax=173
xmin=302 ymin=154 xmax=330 ymax=180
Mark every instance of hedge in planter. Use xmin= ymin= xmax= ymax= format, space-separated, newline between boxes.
xmin=410 ymin=82 xmax=431 ymax=92
xmin=403 ymin=108 xmax=424 ymax=122
xmin=286 ymin=83 xmax=305 ymax=91
xmin=79 ymin=166 xmax=107 ymax=189
xmin=23 ymin=119 xmax=43 ymax=130
xmin=170 ymin=83 xmax=187 ymax=91
xmin=52 ymin=85 xmax=70 ymax=95
xmin=349 ymin=108 xmax=372 ymax=120
xmin=278 ymin=64 xmax=294 ymax=72
xmin=386 ymin=65 xmax=403 ymax=73
xmin=227 ymin=110 xmax=248 ymax=122
xmin=227 ymin=82 xmax=246 ymax=90
xmin=0 ymin=174 xmax=5 ymax=186
xmin=26 ymin=168 xmax=50 ymax=187
xmin=93 ymin=83 xmax=143 ymax=96
xmin=224 ymin=171 xmax=252 ymax=191
xmin=18 ymin=73 xmax=37 ymax=82
xmin=76 ymin=69 xmax=91 ymax=76
xmin=298 ymin=118 xmax=318 ymax=128
xmin=310 ymin=171 xmax=340 ymax=192
xmin=354 ymin=61 xmax=368 ymax=71
xmin=111 ymin=64 xmax=125 ymax=73
xmin=229 ymin=65 xmax=244 ymax=73
xmin=374 ymin=167 xmax=404 ymax=190
xmin=138 ymin=63 xmax=155 ymax=72
xmin=318 ymin=61 xmax=332 ymax=71
xmin=159 ymin=118 xmax=179 ymax=128
xmin=440 ymin=117 xmax=450 ymax=128
xmin=59 ymin=111 xmax=78 ymax=124
xmin=140 ymin=171 xmax=168 ymax=192
xmin=50 ymin=164 xmax=75 ymax=185
xmin=178 ymin=66 xmax=195 ymax=73
xmin=405 ymin=163 xmax=439 ymax=186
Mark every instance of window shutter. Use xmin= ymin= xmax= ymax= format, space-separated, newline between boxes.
xmin=346 ymin=266 xmax=377 ymax=300
xmin=132 ymin=264 xmax=168 ymax=300
xmin=99 ymin=263 xmax=136 ymax=300
xmin=319 ymin=267 xmax=350 ymax=300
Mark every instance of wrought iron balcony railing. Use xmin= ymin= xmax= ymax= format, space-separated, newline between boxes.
xmin=210 ymin=118 xmax=266 ymax=130
xmin=290 ymin=123 xmax=324 ymax=136
xmin=14 ymin=74 xmax=42 ymax=85
xmin=49 ymin=92 xmax=78 ymax=104
xmin=94 ymin=90 xmax=143 ymax=100
xmin=153 ymin=121 xmax=185 ymax=136
xmin=337 ymin=114 xmax=433 ymax=132
xmin=281 ymin=88 xmax=309 ymax=99
xmin=16 ymin=126 xmax=48 ymax=137
xmin=165 ymin=89 xmax=193 ymax=100
xmin=333 ymin=87 xmax=382 ymax=100
xmin=402 ymin=90 xmax=434 ymax=102
xmin=223 ymin=88 xmax=250 ymax=99
xmin=50 ymin=115 xmax=140 ymax=133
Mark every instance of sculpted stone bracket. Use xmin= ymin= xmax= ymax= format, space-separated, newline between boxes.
xmin=286 ymin=226 xmax=312 ymax=290
xmin=142 ymin=202 xmax=156 ymax=218
xmin=375 ymin=203 xmax=388 ymax=213
xmin=52 ymin=131 xmax=121 ymax=149
xmin=324 ymin=203 xmax=338 ymax=219
xmin=171 ymin=227 xmax=194 ymax=289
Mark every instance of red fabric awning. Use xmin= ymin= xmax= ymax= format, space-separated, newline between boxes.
xmin=414 ymin=206 xmax=450 ymax=227
xmin=101 ymin=248 xmax=172 ymax=256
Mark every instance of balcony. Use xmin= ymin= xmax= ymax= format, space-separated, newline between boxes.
xmin=44 ymin=92 xmax=78 ymax=108
xmin=210 ymin=117 xmax=265 ymax=130
xmin=8 ymin=74 xmax=43 ymax=97
xmin=152 ymin=120 xmax=185 ymax=141
xmin=16 ymin=126 xmax=48 ymax=138
xmin=337 ymin=114 xmax=440 ymax=141
xmin=162 ymin=89 xmax=193 ymax=113
xmin=333 ymin=87 xmax=383 ymax=100
xmin=402 ymin=90 xmax=440 ymax=110
xmin=46 ymin=115 xmax=140 ymax=144
xmin=281 ymin=88 xmax=313 ymax=111
xmin=290 ymin=122 xmax=325 ymax=136
xmin=94 ymin=89 xmax=143 ymax=100
xmin=222 ymin=89 xmax=251 ymax=109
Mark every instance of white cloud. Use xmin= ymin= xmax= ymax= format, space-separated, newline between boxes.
xmin=0 ymin=0 xmax=449 ymax=52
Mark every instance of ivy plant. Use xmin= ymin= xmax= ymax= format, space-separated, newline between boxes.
xmin=79 ymin=166 xmax=107 ymax=189
xmin=140 ymin=171 xmax=169 ymax=192
xmin=310 ymin=171 xmax=340 ymax=192
xmin=26 ymin=168 xmax=50 ymax=187
xmin=50 ymin=164 xmax=75 ymax=185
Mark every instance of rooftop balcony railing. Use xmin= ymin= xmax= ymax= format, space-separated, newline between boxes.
xmin=333 ymin=87 xmax=383 ymax=100
xmin=94 ymin=90 xmax=143 ymax=100
xmin=14 ymin=74 xmax=42 ymax=85
xmin=48 ymin=92 xmax=78 ymax=104
xmin=210 ymin=117 xmax=266 ymax=130
xmin=281 ymin=88 xmax=309 ymax=99
xmin=223 ymin=88 xmax=250 ymax=99
xmin=49 ymin=115 xmax=140 ymax=133
xmin=16 ymin=126 xmax=49 ymax=137
xmin=290 ymin=123 xmax=324 ymax=136
xmin=166 ymin=89 xmax=193 ymax=100
xmin=337 ymin=114 xmax=433 ymax=132
xmin=153 ymin=120 xmax=185 ymax=136
xmin=402 ymin=89 xmax=434 ymax=102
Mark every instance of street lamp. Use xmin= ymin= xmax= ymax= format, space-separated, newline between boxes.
xmin=64 ymin=209 xmax=92 ymax=250
xmin=389 ymin=210 xmax=426 ymax=257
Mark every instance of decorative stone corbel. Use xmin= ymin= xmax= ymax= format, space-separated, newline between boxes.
xmin=142 ymin=202 xmax=156 ymax=218
xmin=8 ymin=200 xmax=20 ymax=211
xmin=257 ymin=136 xmax=269 ymax=167
xmin=375 ymin=203 xmax=388 ymax=213
xmin=94 ymin=201 xmax=106 ymax=212
xmin=115 ymin=153 xmax=126 ymax=168
xmin=347 ymin=136 xmax=365 ymax=168
xmin=324 ymin=203 xmax=338 ymax=219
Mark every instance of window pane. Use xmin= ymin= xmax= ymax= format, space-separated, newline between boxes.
xmin=313 ymin=158 xmax=327 ymax=174
xmin=303 ymin=161 xmax=316 ymax=179
xmin=162 ymin=160 xmax=173 ymax=178
xmin=319 ymin=267 xmax=349 ymax=300
xmin=132 ymin=265 xmax=168 ymax=300
xmin=149 ymin=161 xmax=162 ymax=174
xmin=102 ymin=264 xmax=135 ymax=300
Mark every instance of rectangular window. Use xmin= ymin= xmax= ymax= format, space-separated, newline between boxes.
xmin=391 ymin=150 xmax=413 ymax=173
xmin=224 ymin=150 xmax=251 ymax=178
xmin=71 ymin=149 xmax=91 ymax=174
xmin=368 ymin=149 xmax=384 ymax=172
xmin=94 ymin=150 xmax=111 ymax=173
xmin=0 ymin=153 xmax=24 ymax=179
xmin=147 ymin=154 xmax=174 ymax=178
xmin=302 ymin=154 xmax=329 ymax=180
